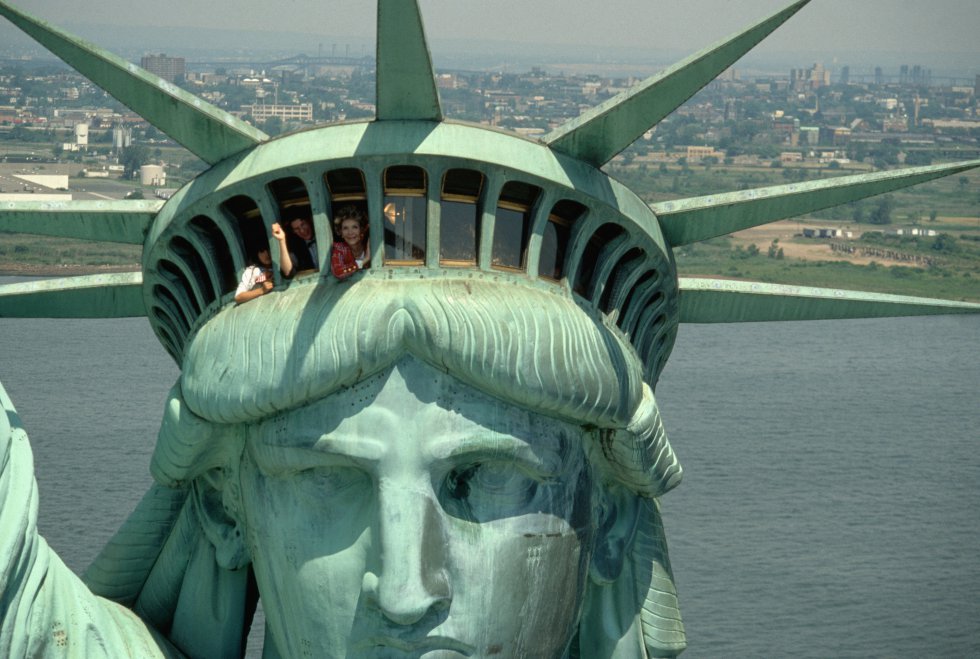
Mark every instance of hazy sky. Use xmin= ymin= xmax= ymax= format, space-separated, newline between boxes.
xmin=4 ymin=0 xmax=979 ymax=61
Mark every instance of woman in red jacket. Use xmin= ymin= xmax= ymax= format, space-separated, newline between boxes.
xmin=330 ymin=205 xmax=370 ymax=279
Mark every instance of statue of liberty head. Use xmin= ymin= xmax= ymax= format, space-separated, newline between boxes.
xmin=0 ymin=1 xmax=977 ymax=657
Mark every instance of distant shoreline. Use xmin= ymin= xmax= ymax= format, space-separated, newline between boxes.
xmin=0 ymin=264 xmax=138 ymax=277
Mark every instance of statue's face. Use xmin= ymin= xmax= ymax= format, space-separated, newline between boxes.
xmin=239 ymin=357 xmax=597 ymax=658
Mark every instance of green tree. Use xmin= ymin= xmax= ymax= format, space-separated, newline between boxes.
xmin=120 ymin=145 xmax=149 ymax=178
xmin=904 ymin=151 xmax=933 ymax=166
xmin=869 ymin=196 xmax=894 ymax=225
xmin=931 ymin=233 xmax=957 ymax=253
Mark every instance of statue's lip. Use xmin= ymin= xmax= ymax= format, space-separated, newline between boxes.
xmin=353 ymin=633 xmax=474 ymax=656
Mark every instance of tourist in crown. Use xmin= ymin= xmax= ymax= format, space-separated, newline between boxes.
xmin=330 ymin=205 xmax=370 ymax=279
xmin=234 ymin=222 xmax=294 ymax=303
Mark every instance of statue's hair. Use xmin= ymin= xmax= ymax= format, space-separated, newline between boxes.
xmin=184 ymin=277 xmax=641 ymax=426
xmin=154 ymin=276 xmax=681 ymax=496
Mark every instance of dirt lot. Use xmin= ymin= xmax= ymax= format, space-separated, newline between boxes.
xmin=729 ymin=219 xmax=970 ymax=268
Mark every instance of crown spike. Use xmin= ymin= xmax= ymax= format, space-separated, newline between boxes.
xmin=544 ymin=0 xmax=810 ymax=167
xmin=655 ymin=159 xmax=980 ymax=247
xmin=0 ymin=273 xmax=145 ymax=318
xmin=0 ymin=1 xmax=267 ymax=164
xmin=678 ymin=278 xmax=980 ymax=323
xmin=0 ymin=200 xmax=162 ymax=245
xmin=376 ymin=0 xmax=443 ymax=121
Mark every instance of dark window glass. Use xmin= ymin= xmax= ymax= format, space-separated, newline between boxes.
xmin=539 ymin=199 xmax=586 ymax=281
xmin=221 ymin=195 xmax=266 ymax=264
xmin=325 ymin=168 xmax=366 ymax=201
xmin=170 ymin=235 xmax=215 ymax=305
xmin=190 ymin=215 xmax=238 ymax=296
xmin=491 ymin=181 xmax=540 ymax=270
xmin=440 ymin=169 xmax=483 ymax=265
xmin=268 ymin=177 xmax=310 ymax=220
xmin=618 ymin=270 xmax=658 ymax=329
xmin=599 ymin=248 xmax=643 ymax=313
xmin=573 ymin=223 xmax=625 ymax=298
xmin=383 ymin=166 xmax=427 ymax=263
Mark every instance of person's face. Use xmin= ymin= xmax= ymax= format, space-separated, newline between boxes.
xmin=240 ymin=357 xmax=597 ymax=658
xmin=256 ymin=248 xmax=271 ymax=266
xmin=340 ymin=217 xmax=365 ymax=249
xmin=290 ymin=217 xmax=314 ymax=241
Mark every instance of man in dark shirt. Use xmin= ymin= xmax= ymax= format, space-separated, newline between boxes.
xmin=287 ymin=216 xmax=319 ymax=272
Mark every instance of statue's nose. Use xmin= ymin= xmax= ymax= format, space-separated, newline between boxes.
xmin=363 ymin=480 xmax=452 ymax=626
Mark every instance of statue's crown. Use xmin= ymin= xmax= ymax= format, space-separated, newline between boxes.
xmin=142 ymin=120 xmax=679 ymax=383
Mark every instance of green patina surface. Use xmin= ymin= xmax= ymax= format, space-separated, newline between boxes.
xmin=0 ymin=200 xmax=161 ymax=244
xmin=678 ymin=277 xmax=980 ymax=323
xmin=0 ymin=272 xmax=144 ymax=317
xmin=376 ymin=0 xmax=442 ymax=121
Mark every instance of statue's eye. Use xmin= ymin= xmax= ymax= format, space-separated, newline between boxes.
xmin=443 ymin=463 xmax=538 ymax=520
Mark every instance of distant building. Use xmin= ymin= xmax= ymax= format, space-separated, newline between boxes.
xmin=685 ymin=145 xmax=724 ymax=162
xmin=803 ymin=228 xmax=853 ymax=239
xmin=112 ymin=125 xmax=132 ymax=150
xmin=141 ymin=54 xmax=185 ymax=82
xmin=244 ymin=103 xmax=314 ymax=124
xmin=799 ymin=126 xmax=820 ymax=145
xmin=874 ymin=67 xmax=883 ymax=86
xmin=887 ymin=228 xmax=936 ymax=237
xmin=74 ymin=123 xmax=88 ymax=147
xmin=139 ymin=164 xmax=166 ymax=187
xmin=839 ymin=66 xmax=850 ymax=85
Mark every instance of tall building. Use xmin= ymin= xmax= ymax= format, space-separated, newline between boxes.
xmin=839 ymin=66 xmax=850 ymax=85
xmin=140 ymin=53 xmax=185 ymax=82
xmin=874 ymin=67 xmax=883 ymax=86
xmin=112 ymin=124 xmax=132 ymax=150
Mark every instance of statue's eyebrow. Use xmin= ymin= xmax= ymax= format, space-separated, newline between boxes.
xmin=428 ymin=431 xmax=566 ymax=475
xmin=249 ymin=434 xmax=386 ymax=474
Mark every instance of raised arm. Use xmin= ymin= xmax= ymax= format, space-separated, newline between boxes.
xmin=0 ymin=382 xmax=179 ymax=658
xmin=271 ymin=222 xmax=294 ymax=277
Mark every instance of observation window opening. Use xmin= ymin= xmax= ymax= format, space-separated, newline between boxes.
xmin=324 ymin=167 xmax=368 ymax=220
xmin=491 ymin=180 xmax=541 ymax=271
xmin=573 ymin=223 xmax=626 ymax=298
xmin=439 ymin=168 xmax=484 ymax=266
xmin=383 ymin=165 xmax=427 ymax=265
xmin=539 ymin=199 xmax=586 ymax=282
xmin=269 ymin=177 xmax=318 ymax=274
xmin=221 ymin=195 xmax=270 ymax=274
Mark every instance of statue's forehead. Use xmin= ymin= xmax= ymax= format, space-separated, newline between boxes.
xmin=254 ymin=357 xmax=580 ymax=457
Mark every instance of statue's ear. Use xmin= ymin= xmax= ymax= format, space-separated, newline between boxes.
xmin=589 ymin=483 xmax=640 ymax=585
xmin=192 ymin=469 xmax=250 ymax=570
